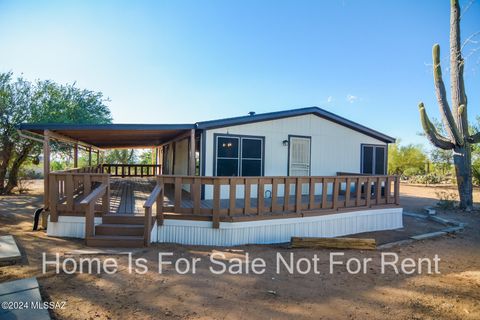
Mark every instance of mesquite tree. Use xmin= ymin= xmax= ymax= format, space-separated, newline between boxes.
xmin=0 ymin=72 xmax=112 ymax=194
xmin=418 ymin=0 xmax=479 ymax=210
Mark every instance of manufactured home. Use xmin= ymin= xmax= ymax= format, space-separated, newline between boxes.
xmin=19 ymin=107 xmax=403 ymax=247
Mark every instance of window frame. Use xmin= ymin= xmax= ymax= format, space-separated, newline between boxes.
xmin=213 ymin=133 xmax=265 ymax=176
xmin=360 ymin=144 xmax=387 ymax=175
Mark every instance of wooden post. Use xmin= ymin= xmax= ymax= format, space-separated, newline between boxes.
xmin=332 ymin=178 xmax=340 ymax=210
xmin=73 ymin=144 xmax=78 ymax=168
xmin=212 ymin=179 xmax=220 ymax=228
xmin=295 ymin=178 xmax=302 ymax=213
xmin=321 ymin=178 xmax=328 ymax=209
xmin=308 ymin=178 xmax=315 ymax=210
xmin=158 ymin=147 xmax=161 ymax=174
xmin=192 ymin=177 xmax=201 ymax=215
xmin=394 ymin=176 xmax=400 ymax=204
xmin=156 ymin=178 xmax=165 ymax=225
xmin=366 ymin=178 xmax=372 ymax=207
xmin=258 ymin=179 xmax=265 ymax=215
xmin=345 ymin=178 xmax=351 ymax=207
xmin=229 ymin=178 xmax=236 ymax=216
xmin=43 ymin=130 xmax=50 ymax=210
xmin=244 ymin=179 xmax=251 ymax=214
xmin=88 ymin=147 xmax=92 ymax=167
xmin=189 ymin=129 xmax=195 ymax=176
xmin=41 ymin=131 xmax=51 ymax=228
xmin=85 ymin=202 xmax=95 ymax=239
xmin=355 ymin=178 xmax=362 ymax=206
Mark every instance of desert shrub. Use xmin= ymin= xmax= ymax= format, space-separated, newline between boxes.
xmin=15 ymin=168 xmax=39 ymax=193
xmin=51 ymin=161 xmax=68 ymax=171
xmin=473 ymin=163 xmax=480 ymax=186
xmin=18 ymin=166 xmax=42 ymax=179
xmin=403 ymin=167 xmax=424 ymax=178
xmin=435 ymin=190 xmax=457 ymax=210
xmin=408 ymin=173 xmax=443 ymax=185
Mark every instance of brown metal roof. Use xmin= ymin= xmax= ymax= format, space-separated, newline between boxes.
xmin=18 ymin=123 xmax=195 ymax=148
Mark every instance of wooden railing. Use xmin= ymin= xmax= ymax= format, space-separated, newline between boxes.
xmin=80 ymin=183 xmax=109 ymax=239
xmin=48 ymin=170 xmax=110 ymax=222
xmin=157 ymin=175 xmax=400 ymax=228
xmin=143 ymin=184 xmax=164 ymax=246
xmin=101 ymin=164 xmax=161 ymax=177
xmin=336 ymin=172 xmax=370 ymax=176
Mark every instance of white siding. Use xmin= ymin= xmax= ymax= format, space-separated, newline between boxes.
xmin=174 ymin=138 xmax=189 ymax=175
xmin=202 ymin=114 xmax=387 ymax=198
xmin=205 ymin=114 xmax=386 ymax=177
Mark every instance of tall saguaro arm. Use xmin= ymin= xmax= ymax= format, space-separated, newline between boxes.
xmin=431 ymin=44 xmax=463 ymax=146
xmin=418 ymin=103 xmax=455 ymax=150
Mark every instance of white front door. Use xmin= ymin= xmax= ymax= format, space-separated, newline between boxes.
xmin=289 ymin=136 xmax=311 ymax=194
xmin=289 ymin=136 xmax=311 ymax=176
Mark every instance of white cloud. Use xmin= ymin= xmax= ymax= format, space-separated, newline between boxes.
xmin=346 ymin=94 xmax=358 ymax=103
xmin=327 ymin=96 xmax=333 ymax=103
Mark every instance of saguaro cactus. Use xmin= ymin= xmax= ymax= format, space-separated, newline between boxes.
xmin=418 ymin=0 xmax=479 ymax=210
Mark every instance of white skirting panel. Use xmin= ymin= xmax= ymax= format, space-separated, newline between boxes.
xmin=150 ymin=221 xmax=158 ymax=243
xmin=47 ymin=216 xmax=102 ymax=239
xmin=157 ymin=207 xmax=403 ymax=246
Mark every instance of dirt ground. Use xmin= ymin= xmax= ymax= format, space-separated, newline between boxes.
xmin=1 ymin=181 xmax=479 ymax=320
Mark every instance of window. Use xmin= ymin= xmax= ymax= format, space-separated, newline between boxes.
xmin=215 ymin=135 xmax=263 ymax=176
xmin=361 ymin=145 xmax=386 ymax=175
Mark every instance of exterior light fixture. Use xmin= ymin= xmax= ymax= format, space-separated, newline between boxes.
xmin=282 ymin=140 xmax=289 ymax=146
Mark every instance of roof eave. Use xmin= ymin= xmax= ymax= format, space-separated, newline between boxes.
xmin=196 ymin=107 xmax=395 ymax=144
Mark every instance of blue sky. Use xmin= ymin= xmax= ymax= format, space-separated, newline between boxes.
xmin=1 ymin=0 xmax=479 ymax=148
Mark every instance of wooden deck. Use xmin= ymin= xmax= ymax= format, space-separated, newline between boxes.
xmin=47 ymin=171 xmax=400 ymax=247
xmin=49 ymin=170 xmax=400 ymax=223
xmin=109 ymin=177 xmax=157 ymax=214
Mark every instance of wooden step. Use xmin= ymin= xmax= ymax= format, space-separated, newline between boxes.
xmin=86 ymin=235 xmax=144 ymax=248
xmin=102 ymin=215 xmax=144 ymax=225
xmin=95 ymin=224 xmax=144 ymax=236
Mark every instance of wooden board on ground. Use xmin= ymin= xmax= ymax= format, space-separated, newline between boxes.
xmin=0 ymin=277 xmax=51 ymax=320
xmin=291 ymin=236 xmax=376 ymax=250
xmin=0 ymin=235 xmax=22 ymax=265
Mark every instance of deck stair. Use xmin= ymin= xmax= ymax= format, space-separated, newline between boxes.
xmin=85 ymin=214 xmax=152 ymax=247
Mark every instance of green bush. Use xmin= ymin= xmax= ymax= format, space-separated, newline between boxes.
xmin=473 ymin=162 xmax=480 ymax=186
xmin=408 ymin=173 xmax=444 ymax=185
xmin=403 ymin=167 xmax=424 ymax=178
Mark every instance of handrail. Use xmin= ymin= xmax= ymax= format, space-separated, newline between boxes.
xmin=336 ymin=172 xmax=370 ymax=176
xmin=143 ymin=184 xmax=162 ymax=209
xmin=143 ymin=184 xmax=163 ymax=246
xmin=80 ymin=183 xmax=108 ymax=240
xmin=51 ymin=165 xmax=102 ymax=174
xmin=80 ymin=184 xmax=108 ymax=205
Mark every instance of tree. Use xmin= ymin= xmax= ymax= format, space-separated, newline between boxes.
xmin=105 ymin=150 xmax=137 ymax=164
xmin=139 ymin=149 xmax=153 ymax=165
xmin=388 ymin=142 xmax=428 ymax=176
xmin=418 ymin=0 xmax=479 ymax=210
xmin=0 ymin=72 xmax=112 ymax=194
xmin=430 ymin=148 xmax=453 ymax=175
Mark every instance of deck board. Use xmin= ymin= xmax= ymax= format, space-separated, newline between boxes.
xmin=109 ymin=178 xmax=156 ymax=215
